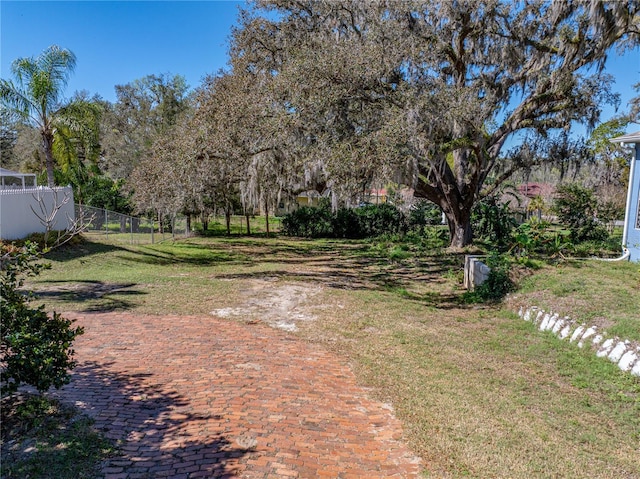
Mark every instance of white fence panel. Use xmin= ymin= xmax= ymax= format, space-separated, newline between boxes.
xmin=0 ymin=186 xmax=76 ymax=240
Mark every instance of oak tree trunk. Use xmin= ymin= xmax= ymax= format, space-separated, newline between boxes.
xmin=447 ymin=214 xmax=473 ymax=249
xmin=414 ymin=175 xmax=475 ymax=249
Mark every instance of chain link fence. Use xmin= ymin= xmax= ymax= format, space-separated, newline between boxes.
xmin=75 ymin=205 xmax=189 ymax=245
xmin=75 ymin=205 xmax=282 ymax=244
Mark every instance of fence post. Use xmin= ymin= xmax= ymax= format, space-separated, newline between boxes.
xmin=151 ymin=217 xmax=155 ymax=244
xmin=105 ymin=210 xmax=108 ymax=236
xmin=130 ymin=215 xmax=134 ymax=244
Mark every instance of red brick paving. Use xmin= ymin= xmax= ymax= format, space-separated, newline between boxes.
xmin=51 ymin=312 xmax=422 ymax=478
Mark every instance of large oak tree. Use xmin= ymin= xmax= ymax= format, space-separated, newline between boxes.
xmin=230 ymin=0 xmax=639 ymax=247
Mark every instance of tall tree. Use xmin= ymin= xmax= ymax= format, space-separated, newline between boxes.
xmin=100 ymin=74 xmax=190 ymax=179
xmin=231 ymin=0 xmax=639 ymax=247
xmin=188 ymin=70 xmax=306 ymax=231
xmin=585 ymin=117 xmax=631 ymax=210
xmin=0 ymin=45 xmax=78 ymax=187
xmin=0 ymin=109 xmax=18 ymax=169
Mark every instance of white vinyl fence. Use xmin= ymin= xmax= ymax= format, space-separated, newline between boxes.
xmin=0 ymin=186 xmax=75 ymax=240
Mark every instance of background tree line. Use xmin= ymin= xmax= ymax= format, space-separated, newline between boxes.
xmin=2 ymin=1 xmax=639 ymax=246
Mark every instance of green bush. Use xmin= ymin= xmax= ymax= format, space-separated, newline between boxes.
xmin=509 ymin=220 xmax=559 ymax=258
xmin=472 ymin=195 xmax=518 ymax=251
xmin=553 ymin=184 xmax=609 ymax=242
xmin=355 ymin=203 xmax=406 ymax=238
xmin=1 ymin=242 xmax=83 ymax=394
xmin=281 ymin=203 xmax=406 ymax=239
xmin=408 ymin=200 xmax=442 ymax=233
xmin=281 ymin=205 xmax=333 ymax=237
xmin=388 ymin=245 xmax=411 ymax=261
xmin=570 ymin=238 xmax=623 ymax=258
xmin=464 ymin=253 xmax=514 ymax=303
xmin=332 ymin=207 xmax=362 ymax=238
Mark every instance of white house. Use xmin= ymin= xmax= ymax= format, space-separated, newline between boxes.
xmin=611 ymin=131 xmax=640 ymax=262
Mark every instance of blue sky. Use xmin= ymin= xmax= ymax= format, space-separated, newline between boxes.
xmin=1 ymin=1 xmax=639 ymax=133
xmin=1 ymin=1 xmax=244 ymax=102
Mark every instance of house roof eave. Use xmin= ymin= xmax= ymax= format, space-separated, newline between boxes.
xmin=610 ymin=131 xmax=640 ymax=145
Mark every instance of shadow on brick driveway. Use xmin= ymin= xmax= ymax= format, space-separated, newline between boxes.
xmin=51 ymin=312 xmax=422 ymax=478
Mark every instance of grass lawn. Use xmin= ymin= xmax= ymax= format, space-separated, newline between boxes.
xmin=512 ymin=259 xmax=640 ymax=342
xmin=9 ymin=235 xmax=640 ymax=478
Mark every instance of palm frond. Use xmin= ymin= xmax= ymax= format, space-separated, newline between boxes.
xmin=0 ymin=79 xmax=39 ymax=124
xmin=52 ymin=124 xmax=77 ymax=172
xmin=8 ymin=45 xmax=77 ymax=119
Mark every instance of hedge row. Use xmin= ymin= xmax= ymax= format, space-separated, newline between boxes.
xmin=281 ymin=201 xmax=441 ymax=239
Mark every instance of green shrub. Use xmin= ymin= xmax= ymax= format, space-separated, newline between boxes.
xmin=570 ymin=239 xmax=623 ymax=258
xmin=398 ymin=228 xmax=449 ymax=249
xmin=543 ymin=231 xmax=572 ymax=259
xmin=332 ymin=207 xmax=362 ymax=238
xmin=281 ymin=203 xmax=406 ymax=239
xmin=408 ymin=200 xmax=442 ymax=233
xmin=355 ymin=203 xmax=406 ymax=238
xmin=472 ymin=195 xmax=518 ymax=251
xmin=553 ymin=184 xmax=609 ymax=242
xmin=509 ymin=220 xmax=561 ymax=258
xmin=388 ymin=245 xmax=411 ymax=261
xmin=464 ymin=253 xmax=513 ymax=303
xmin=281 ymin=205 xmax=333 ymax=237
xmin=1 ymin=242 xmax=83 ymax=394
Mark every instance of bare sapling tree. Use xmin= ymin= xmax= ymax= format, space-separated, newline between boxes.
xmin=29 ymin=188 xmax=94 ymax=248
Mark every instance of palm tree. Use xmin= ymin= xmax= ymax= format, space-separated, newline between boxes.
xmin=0 ymin=45 xmax=77 ymax=187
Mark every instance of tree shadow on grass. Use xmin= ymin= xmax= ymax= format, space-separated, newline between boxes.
xmin=113 ymin=244 xmax=253 ymax=267
xmin=48 ymin=361 xmax=252 ymax=478
xmin=48 ymin=238 xmax=252 ymax=268
xmin=44 ymin=236 xmax=474 ymax=311
xmin=213 ymin=242 xmax=474 ymax=310
xmin=32 ymin=281 xmax=146 ymax=313
xmin=43 ymin=240 xmax=125 ymax=262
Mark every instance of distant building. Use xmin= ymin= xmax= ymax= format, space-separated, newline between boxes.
xmin=516 ymin=182 xmax=556 ymax=201
xmin=361 ymin=188 xmax=388 ymax=205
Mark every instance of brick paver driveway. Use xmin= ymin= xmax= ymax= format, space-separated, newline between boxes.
xmin=53 ymin=312 xmax=422 ymax=478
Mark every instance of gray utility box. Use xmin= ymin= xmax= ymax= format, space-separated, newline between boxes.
xmin=464 ymin=255 xmax=490 ymax=290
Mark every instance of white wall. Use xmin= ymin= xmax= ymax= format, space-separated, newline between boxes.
xmin=0 ymin=186 xmax=76 ymax=240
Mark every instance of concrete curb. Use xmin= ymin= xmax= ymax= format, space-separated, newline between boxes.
xmin=517 ymin=306 xmax=640 ymax=377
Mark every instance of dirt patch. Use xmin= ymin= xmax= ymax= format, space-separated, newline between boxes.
xmin=211 ymin=278 xmax=323 ymax=331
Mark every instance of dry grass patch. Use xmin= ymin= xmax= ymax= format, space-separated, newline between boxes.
xmin=302 ymin=293 xmax=639 ymax=478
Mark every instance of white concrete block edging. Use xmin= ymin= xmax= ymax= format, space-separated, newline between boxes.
xmin=517 ymin=306 xmax=640 ymax=377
